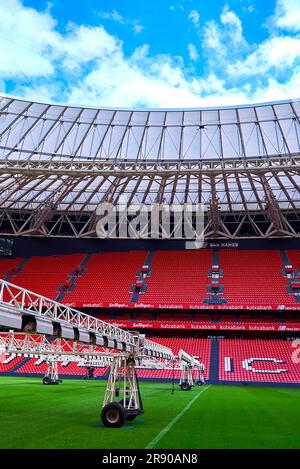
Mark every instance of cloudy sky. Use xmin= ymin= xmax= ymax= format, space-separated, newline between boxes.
xmin=0 ymin=0 xmax=300 ymax=108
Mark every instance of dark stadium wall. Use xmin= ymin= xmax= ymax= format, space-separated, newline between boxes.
xmin=1 ymin=235 xmax=300 ymax=258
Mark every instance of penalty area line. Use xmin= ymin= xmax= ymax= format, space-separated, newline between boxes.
xmin=145 ymin=384 xmax=211 ymax=449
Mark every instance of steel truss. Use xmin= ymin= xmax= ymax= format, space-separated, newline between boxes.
xmin=0 ymin=332 xmax=125 ymax=387
xmin=0 ymin=155 xmax=299 ymax=177
xmin=0 ymin=332 xmax=178 ymax=372
xmin=0 ymin=279 xmax=173 ymax=359
xmin=0 ymin=331 xmax=113 ymax=359
xmin=0 ymin=207 xmax=298 ymax=239
xmin=0 ymin=95 xmax=299 ymax=240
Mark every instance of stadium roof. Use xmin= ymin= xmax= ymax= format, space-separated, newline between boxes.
xmin=0 ymin=94 xmax=299 ymax=238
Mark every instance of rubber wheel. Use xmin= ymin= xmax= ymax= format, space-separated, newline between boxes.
xmin=101 ymin=402 xmax=126 ymax=428
xmin=43 ymin=377 xmax=51 ymax=385
xmin=180 ymin=382 xmax=192 ymax=391
xmin=195 ymin=380 xmax=203 ymax=386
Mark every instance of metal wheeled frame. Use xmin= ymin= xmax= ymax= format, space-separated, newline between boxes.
xmin=101 ymin=354 xmax=144 ymax=427
xmin=43 ymin=357 xmax=62 ymax=385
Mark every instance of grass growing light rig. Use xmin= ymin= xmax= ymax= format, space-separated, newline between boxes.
xmin=0 ymin=279 xmax=175 ymax=428
xmin=178 ymin=349 xmax=202 ymax=391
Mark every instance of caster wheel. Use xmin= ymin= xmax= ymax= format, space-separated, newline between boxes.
xmin=180 ymin=382 xmax=192 ymax=391
xmin=101 ymin=402 xmax=126 ymax=428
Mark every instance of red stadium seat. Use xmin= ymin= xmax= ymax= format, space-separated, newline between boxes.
xmin=4 ymin=254 xmax=85 ymax=300
xmin=219 ymin=339 xmax=300 ymax=384
xmin=64 ymin=251 xmax=145 ymax=306
xmin=139 ymin=250 xmax=212 ymax=305
xmin=220 ymin=249 xmax=296 ymax=306
xmin=1 ymin=249 xmax=300 ymax=308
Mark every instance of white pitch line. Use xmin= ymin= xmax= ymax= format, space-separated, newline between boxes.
xmin=145 ymin=384 xmax=211 ymax=449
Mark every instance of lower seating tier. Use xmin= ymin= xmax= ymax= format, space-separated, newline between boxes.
xmin=1 ymin=337 xmax=299 ymax=385
xmin=219 ymin=339 xmax=300 ymax=383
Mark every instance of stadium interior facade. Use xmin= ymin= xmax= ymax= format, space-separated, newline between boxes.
xmin=0 ymin=94 xmax=299 ymax=387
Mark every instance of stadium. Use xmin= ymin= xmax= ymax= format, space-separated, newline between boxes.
xmin=0 ymin=93 xmax=299 ymax=451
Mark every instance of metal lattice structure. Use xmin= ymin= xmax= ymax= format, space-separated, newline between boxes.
xmin=0 ymin=331 xmax=179 ymax=372
xmin=0 ymin=279 xmax=174 ymax=359
xmin=0 ymin=94 xmax=299 ymax=239
xmin=0 ymin=331 xmax=115 ymax=360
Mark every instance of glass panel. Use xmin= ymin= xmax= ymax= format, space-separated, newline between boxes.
xmin=165 ymin=111 xmax=183 ymax=125
xmin=201 ymin=125 xmax=220 ymax=159
xmin=182 ymin=126 xmax=200 ymax=160
xmin=183 ymin=111 xmax=200 ymax=126
xmin=219 ymin=109 xmax=237 ymax=124
xmin=274 ymin=103 xmax=294 ymax=119
xmin=221 ymin=124 xmax=242 ymax=158
xmin=255 ymin=105 xmax=275 ymax=120
xmin=148 ymin=111 xmax=166 ymax=125
xmin=202 ymin=110 xmax=219 ymax=124
xmin=130 ymin=112 xmax=148 ymax=125
xmin=237 ymin=107 xmax=256 ymax=122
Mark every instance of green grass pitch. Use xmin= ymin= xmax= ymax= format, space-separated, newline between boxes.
xmin=0 ymin=376 xmax=299 ymax=449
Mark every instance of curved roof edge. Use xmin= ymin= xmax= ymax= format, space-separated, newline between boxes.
xmin=1 ymin=91 xmax=300 ymax=113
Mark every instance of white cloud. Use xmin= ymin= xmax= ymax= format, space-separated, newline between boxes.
xmin=202 ymin=6 xmax=247 ymax=63
xmin=202 ymin=20 xmax=225 ymax=53
xmin=187 ymin=43 xmax=199 ymax=61
xmin=220 ymin=5 xmax=246 ymax=46
xmin=99 ymin=9 xmax=143 ymax=35
xmin=66 ymin=51 xmax=203 ymax=109
xmin=0 ymin=0 xmax=121 ymax=77
xmin=245 ymin=4 xmax=255 ymax=14
xmin=171 ymin=4 xmax=185 ymax=12
xmin=99 ymin=10 xmax=125 ymax=23
xmin=133 ymin=24 xmax=144 ymax=35
xmin=1 ymin=0 xmax=300 ymax=110
xmin=58 ymin=24 xmax=120 ymax=71
xmin=199 ymin=4 xmax=300 ymax=104
xmin=13 ymin=82 xmax=62 ymax=103
xmin=228 ymin=35 xmax=300 ymax=77
xmin=0 ymin=0 xmax=57 ymax=78
xmin=0 ymin=1 xmax=203 ymax=108
xmin=189 ymin=10 xmax=200 ymax=28
xmin=273 ymin=0 xmax=300 ymax=31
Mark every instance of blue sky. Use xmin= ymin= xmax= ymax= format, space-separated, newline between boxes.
xmin=0 ymin=0 xmax=300 ymax=108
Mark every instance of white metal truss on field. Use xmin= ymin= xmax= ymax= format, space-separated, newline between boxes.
xmin=0 ymin=95 xmax=299 ymax=239
xmin=0 ymin=331 xmax=112 ymax=361
xmin=0 ymin=332 xmax=179 ymax=372
xmin=0 ymin=278 xmax=174 ymax=360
